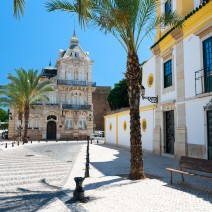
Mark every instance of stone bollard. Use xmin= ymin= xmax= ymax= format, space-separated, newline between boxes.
xmin=5 ymin=143 xmax=7 ymax=148
xmin=73 ymin=177 xmax=88 ymax=203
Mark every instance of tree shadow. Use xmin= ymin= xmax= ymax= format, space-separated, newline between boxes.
xmin=90 ymin=144 xmax=212 ymax=203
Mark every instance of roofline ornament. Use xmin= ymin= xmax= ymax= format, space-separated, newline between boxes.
xmin=204 ymin=98 xmax=212 ymax=111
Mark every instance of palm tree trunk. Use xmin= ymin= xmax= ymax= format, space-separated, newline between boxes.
xmin=23 ymin=104 xmax=29 ymax=143
xmin=126 ymin=51 xmax=145 ymax=180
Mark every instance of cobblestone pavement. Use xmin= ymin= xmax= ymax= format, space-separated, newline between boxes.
xmin=64 ymin=143 xmax=212 ymax=212
xmin=0 ymin=141 xmax=86 ymax=211
xmin=0 ymin=141 xmax=212 ymax=212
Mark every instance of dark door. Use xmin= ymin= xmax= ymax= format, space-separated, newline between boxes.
xmin=203 ymin=36 xmax=212 ymax=93
xmin=47 ymin=121 xmax=56 ymax=140
xmin=165 ymin=110 xmax=175 ymax=154
xmin=207 ymin=110 xmax=212 ymax=160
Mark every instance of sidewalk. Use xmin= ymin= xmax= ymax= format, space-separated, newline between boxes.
xmin=61 ymin=143 xmax=212 ymax=212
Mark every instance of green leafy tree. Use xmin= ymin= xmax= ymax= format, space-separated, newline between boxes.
xmin=0 ymin=69 xmax=53 ymax=143
xmin=0 ymin=108 xmax=8 ymax=122
xmin=46 ymin=0 xmax=182 ymax=180
xmin=108 ymin=79 xmax=129 ymax=110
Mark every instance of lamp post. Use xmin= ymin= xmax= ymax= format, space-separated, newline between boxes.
xmin=140 ymin=85 xmax=158 ymax=104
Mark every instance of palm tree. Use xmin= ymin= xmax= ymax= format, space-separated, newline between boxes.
xmin=0 ymin=69 xmax=53 ymax=143
xmin=13 ymin=0 xmax=26 ymax=19
xmin=46 ymin=0 xmax=182 ymax=180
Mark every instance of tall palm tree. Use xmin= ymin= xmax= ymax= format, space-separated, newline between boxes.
xmin=0 ymin=69 xmax=53 ymax=143
xmin=46 ymin=0 xmax=182 ymax=180
xmin=13 ymin=0 xmax=26 ymax=19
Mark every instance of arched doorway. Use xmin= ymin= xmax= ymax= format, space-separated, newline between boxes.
xmin=47 ymin=121 xmax=56 ymax=140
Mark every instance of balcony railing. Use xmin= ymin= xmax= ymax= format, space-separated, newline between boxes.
xmin=46 ymin=103 xmax=59 ymax=106
xmin=62 ymin=104 xmax=91 ymax=110
xmin=195 ymin=68 xmax=212 ymax=95
xmin=57 ymin=79 xmax=96 ymax=87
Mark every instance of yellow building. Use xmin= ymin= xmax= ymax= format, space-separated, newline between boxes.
xmin=104 ymin=0 xmax=212 ymax=159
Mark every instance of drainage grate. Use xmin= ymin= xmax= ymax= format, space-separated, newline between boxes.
xmin=25 ymin=155 xmax=34 ymax=157
xmin=67 ymin=161 xmax=72 ymax=162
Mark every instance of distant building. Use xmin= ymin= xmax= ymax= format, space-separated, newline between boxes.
xmin=104 ymin=0 xmax=212 ymax=160
xmin=93 ymin=86 xmax=111 ymax=131
xmin=8 ymin=31 xmax=110 ymax=140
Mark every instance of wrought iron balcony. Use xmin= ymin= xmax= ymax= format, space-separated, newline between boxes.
xmin=46 ymin=103 xmax=59 ymax=106
xmin=57 ymin=79 xmax=96 ymax=87
xmin=62 ymin=104 xmax=91 ymax=110
xmin=195 ymin=68 xmax=212 ymax=95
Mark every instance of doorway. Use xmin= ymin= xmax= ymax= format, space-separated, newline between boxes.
xmin=47 ymin=121 xmax=56 ymax=140
xmin=165 ymin=110 xmax=175 ymax=154
xmin=207 ymin=110 xmax=212 ymax=160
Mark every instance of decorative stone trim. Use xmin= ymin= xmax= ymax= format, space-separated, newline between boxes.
xmin=123 ymin=121 xmax=127 ymax=131
xmin=151 ymin=44 xmax=161 ymax=56
xmin=147 ymin=73 xmax=154 ymax=88
xmin=109 ymin=123 xmax=112 ymax=131
xmin=141 ymin=119 xmax=147 ymax=132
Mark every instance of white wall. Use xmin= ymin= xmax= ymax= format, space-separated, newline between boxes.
xmin=140 ymin=110 xmax=154 ymax=151
xmin=186 ymin=97 xmax=211 ymax=145
xmin=184 ymin=35 xmax=201 ymax=98
xmin=118 ymin=114 xmax=130 ymax=147
xmin=140 ymin=56 xmax=156 ymax=107
xmin=105 ymin=116 xmax=116 ymax=145
xmin=194 ymin=0 xmax=201 ymax=8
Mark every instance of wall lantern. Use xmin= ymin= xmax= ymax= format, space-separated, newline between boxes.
xmin=87 ymin=113 xmax=94 ymax=121
xmin=141 ymin=85 xmax=158 ymax=104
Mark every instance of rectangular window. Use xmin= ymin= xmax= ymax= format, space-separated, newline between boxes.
xmin=35 ymin=118 xmax=39 ymax=128
xmin=79 ymin=119 xmax=87 ymax=129
xmin=49 ymin=93 xmax=56 ymax=104
xmin=28 ymin=120 xmax=32 ymax=129
xmin=165 ymin=0 xmax=172 ymax=15
xmin=65 ymin=119 xmax=73 ymax=129
xmin=164 ymin=59 xmax=172 ymax=88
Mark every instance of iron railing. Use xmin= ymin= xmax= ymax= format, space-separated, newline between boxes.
xmin=57 ymin=79 xmax=96 ymax=87
xmin=46 ymin=103 xmax=59 ymax=106
xmin=62 ymin=104 xmax=91 ymax=110
xmin=195 ymin=68 xmax=212 ymax=95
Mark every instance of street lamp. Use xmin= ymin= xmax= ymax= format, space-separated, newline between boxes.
xmin=140 ymin=85 xmax=158 ymax=104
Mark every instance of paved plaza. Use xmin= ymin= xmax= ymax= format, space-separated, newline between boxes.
xmin=0 ymin=140 xmax=211 ymax=211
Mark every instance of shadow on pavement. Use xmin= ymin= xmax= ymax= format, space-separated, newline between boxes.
xmin=90 ymin=144 xmax=212 ymax=203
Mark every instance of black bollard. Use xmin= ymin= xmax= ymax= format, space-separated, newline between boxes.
xmin=18 ymin=141 xmax=19 ymax=146
xmin=73 ymin=177 xmax=88 ymax=203
xmin=31 ymin=140 xmax=32 ymax=144
xmin=12 ymin=142 xmax=14 ymax=147
xmin=97 ymin=139 xmax=99 ymax=144
xmin=5 ymin=143 xmax=7 ymax=148
xmin=46 ymin=140 xmax=48 ymax=143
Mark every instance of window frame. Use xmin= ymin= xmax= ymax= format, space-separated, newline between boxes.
xmin=164 ymin=59 xmax=173 ymax=88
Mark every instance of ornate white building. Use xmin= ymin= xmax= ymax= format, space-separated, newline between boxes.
xmin=9 ymin=31 xmax=96 ymax=140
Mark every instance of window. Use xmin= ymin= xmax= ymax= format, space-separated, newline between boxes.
xmin=65 ymin=119 xmax=73 ymax=129
xmin=49 ymin=93 xmax=56 ymax=104
xmin=79 ymin=119 xmax=87 ymax=129
xmin=165 ymin=0 xmax=172 ymax=15
xmin=28 ymin=120 xmax=32 ymax=129
xmin=164 ymin=59 xmax=172 ymax=88
xmin=35 ymin=118 xmax=39 ymax=128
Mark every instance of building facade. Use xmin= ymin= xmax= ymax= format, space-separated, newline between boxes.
xmin=9 ymin=31 xmax=96 ymax=140
xmin=105 ymin=0 xmax=212 ymax=160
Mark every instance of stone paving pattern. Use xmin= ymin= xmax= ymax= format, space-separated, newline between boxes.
xmin=0 ymin=141 xmax=86 ymax=211
xmin=0 ymin=140 xmax=212 ymax=211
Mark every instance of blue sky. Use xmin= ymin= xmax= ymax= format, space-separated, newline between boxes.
xmin=0 ymin=0 xmax=153 ymax=88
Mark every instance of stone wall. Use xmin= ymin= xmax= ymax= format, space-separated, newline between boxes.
xmin=92 ymin=86 xmax=111 ymax=131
